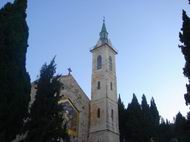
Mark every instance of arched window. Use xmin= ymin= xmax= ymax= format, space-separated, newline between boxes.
xmin=97 ymin=55 xmax=102 ymax=70
xmin=97 ymin=81 xmax=101 ymax=90
xmin=97 ymin=108 xmax=100 ymax=118
xmin=109 ymin=56 xmax=112 ymax=71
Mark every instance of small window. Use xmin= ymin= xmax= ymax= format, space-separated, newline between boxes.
xmin=97 ymin=108 xmax=100 ymax=118
xmin=97 ymin=55 xmax=102 ymax=70
xmin=111 ymin=109 xmax=114 ymax=120
xmin=62 ymin=84 xmax=64 ymax=90
xmin=97 ymin=81 xmax=101 ymax=90
xmin=109 ymin=56 xmax=112 ymax=71
xmin=110 ymin=82 xmax=113 ymax=90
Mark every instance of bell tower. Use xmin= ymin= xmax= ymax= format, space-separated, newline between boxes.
xmin=89 ymin=19 xmax=120 ymax=142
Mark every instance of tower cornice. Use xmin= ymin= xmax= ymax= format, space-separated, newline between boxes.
xmin=90 ymin=43 xmax=118 ymax=54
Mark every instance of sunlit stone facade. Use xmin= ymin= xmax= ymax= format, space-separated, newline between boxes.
xmin=30 ymin=21 xmax=119 ymax=142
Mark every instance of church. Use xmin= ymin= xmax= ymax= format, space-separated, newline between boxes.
xmin=31 ymin=20 xmax=120 ymax=142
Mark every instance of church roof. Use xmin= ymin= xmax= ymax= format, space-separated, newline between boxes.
xmin=60 ymin=74 xmax=90 ymax=101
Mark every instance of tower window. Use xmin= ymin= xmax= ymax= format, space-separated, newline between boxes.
xmin=97 ymin=55 xmax=102 ymax=70
xmin=97 ymin=81 xmax=101 ymax=90
xmin=97 ymin=108 xmax=100 ymax=118
xmin=62 ymin=83 xmax=64 ymax=90
xmin=111 ymin=109 xmax=114 ymax=120
xmin=109 ymin=56 xmax=112 ymax=71
xmin=110 ymin=82 xmax=113 ymax=90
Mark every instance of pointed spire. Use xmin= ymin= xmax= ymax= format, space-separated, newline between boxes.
xmin=99 ymin=17 xmax=108 ymax=43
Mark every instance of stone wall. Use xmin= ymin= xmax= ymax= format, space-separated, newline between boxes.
xmin=59 ymin=75 xmax=90 ymax=142
xmin=30 ymin=75 xmax=90 ymax=142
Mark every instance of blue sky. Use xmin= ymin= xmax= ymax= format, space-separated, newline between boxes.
xmin=1 ymin=0 xmax=190 ymax=121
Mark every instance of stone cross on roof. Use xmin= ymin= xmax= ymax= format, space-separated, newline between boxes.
xmin=68 ymin=68 xmax=72 ymax=75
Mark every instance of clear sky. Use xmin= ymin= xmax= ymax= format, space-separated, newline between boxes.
xmin=1 ymin=0 xmax=190 ymax=121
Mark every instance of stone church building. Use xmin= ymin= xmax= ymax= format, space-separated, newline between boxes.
xmin=31 ymin=20 xmax=120 ymax=142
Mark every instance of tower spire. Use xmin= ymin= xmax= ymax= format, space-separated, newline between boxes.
xmin=90 ymin=18 xmax=119 ymax=142
xmin=99 ymin=17 xmax=108 ymax=43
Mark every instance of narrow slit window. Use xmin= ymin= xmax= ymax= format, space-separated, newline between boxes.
xmin=109 ymin=56 xmax=112 ymax=71
xmin=97 ymin=55 xmax=102 ymax=70
xmin=110 ymin=82 xmax=112 ymax=90
xmin=111 ymin=109 xmax=114 ymax=120
xmin=97 ymin=81 xmax=101 ymax=90
xmin=62 ymin=83 xmax=64 ymax=90
xmin=97 ymin=108 xmax=100 ymax=118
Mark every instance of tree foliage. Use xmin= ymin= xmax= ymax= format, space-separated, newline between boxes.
xmin=141 ymin=94 xmax=151 ymax=142
xmin=118 ymin=94 xmax=126 ymax=142
xmin=118 ymin=94 xmax=190 ymax=142
xmin=158 ymin=119 xmax=173 ymax=142
xmin=0 ymin=0 xmax=30 ymax=141
xmin=125 ymin=94 xmax=142 ymax=142
xmin=173 ymin=112 xmax=190 ymax=142
xmin=149 ymin=97 xmax=160 ymax=140
xmin=119 ymin=94 xmax=160 ymax=142
xmin=178 ymin=1 xmax=190 ymax=141
xmin=24 ymin=58 xmax=69 ymax=142
xmin=179 ymin=6 xmax=190 ymax=106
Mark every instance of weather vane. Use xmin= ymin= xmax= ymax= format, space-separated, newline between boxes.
xmin=103 ymin=16 xmax=105 ymax=23
xmin=68 ymin=68 xmax=72 ymax=75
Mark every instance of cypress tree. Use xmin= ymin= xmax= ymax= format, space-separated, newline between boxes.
xmin=174 ymin=112 xmax=188 ymax=141
xmin=141 ymin=94 xmax=149 ymax=112
xmin=149 ymin=97 xmax=160 ymax=141
xmin=0 ymin=0 xmax=30 ymax=141
xmin=179 ymin=8 xmax=190 ymax=106
xmin=179 ymin=2 xmax=190 ymax=140
xmin=118 ymin=94 xmax=126 ymax=142
xmin=141 ymin=94 xmax=150 ymax=142
xmin=24 ymin=58 xmax=69 ymax=142
xmin=125 ymin=94 xmax=142 ymax=142
xmin=158 ymin=119 xmax=173 ymax=142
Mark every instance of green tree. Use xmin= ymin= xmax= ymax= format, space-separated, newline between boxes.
xmin=141 ymin=94 xmax=150 ymax=142
xmin=174 ymin=112 xmax=190 ymax=142
xmin=118 ymin=94 xmax=126 ymax=142
xmin=125 ymin=94 xmax=142 ymax=142
xmin=149 ymin=97 xmax=160 ymax=141
xmin=141 ymin=95 xmax=149 ymax=113
xmin=174 ymin=112 xmax=186 ymax=141
xmin=0 ymin=0 xmax=31 ymax=141
xmin=24 ymin=58 xmax=69 ymax=142
xmin=179 ymin=1 xmax=190 ymax=141
xmin=179 ymin=8 xmax=190 ymax=106
xmin=119 ymin=94 xmax=163 ymax=142
xmin=158 ymin=118 xmax=173 ymax=142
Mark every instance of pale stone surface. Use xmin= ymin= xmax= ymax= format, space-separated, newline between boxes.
xmin=88 ymin=130 xmax=119 ymax=142
xmin=28 ymin=23 xmax=120 ymax=142
xmin=59 ymin=75 xmax=90 ymax=142
xmin=89 ymin=41 xmax=120 ymax=142
xmin=29 ymin=75 xmax=90 ymax=142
